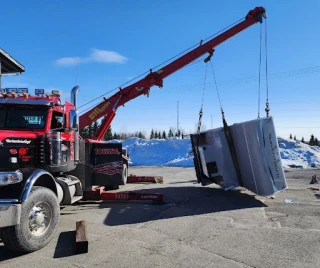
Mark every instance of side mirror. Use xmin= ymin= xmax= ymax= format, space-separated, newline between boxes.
xmin=69 ymin=110 xmax=78 ymax=131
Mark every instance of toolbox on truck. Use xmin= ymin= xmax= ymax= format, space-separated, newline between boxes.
xmin=68 ymin=139 xmax=123 ymax=190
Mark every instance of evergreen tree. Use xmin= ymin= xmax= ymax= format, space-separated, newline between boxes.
xmin=92 ymin=121 xmax=99 ymax=137
xmin=310 ymin=134 xmax=315 ymax=146
xmin=290 ymin=133 xmax=292 ymax=139
xmin=88 ymin=123 xmax=93 ymax=138
xmin=177 ymin=129 xmax=181 ymax=138
xmin=80 ymin=127 xmax=88 ymax=139
xmin=301 ymin=137 xmax=305 ymax=143
xmin=158 ymin=131 xmax=161 ymax=139
xmin=168 ymin=129 xmax=173 ymax=138
xmin=182 ymin=133 xmax=184 ymax=139
xmin=162 ymin=130 xmax=166 ymax=139
xmin=315 ymin=138 xmax=319 ymax=146
xmin=138 ymin=132 xmax=143 ymax=138
xmin=154 ymin=131 xmax=158 ymax=139
xmin=150 ymin=129 xmax=154 ymax=139
xmin=104 ymin=126 xmax=113 ymax=141
xmin=294 ymin=135 xmax=296 ymax=141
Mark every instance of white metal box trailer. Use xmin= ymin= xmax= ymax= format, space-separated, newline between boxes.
xmin=190 ymin=117 xmax=287 ymax=196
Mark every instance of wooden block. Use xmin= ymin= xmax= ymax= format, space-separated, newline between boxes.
xmin=76 ymin=220 xmax=88 ymax=254
xmin=154 ymin=176 xmax=164 ymax=184
xmin=308 ymin=186 xmax=320 ymax=191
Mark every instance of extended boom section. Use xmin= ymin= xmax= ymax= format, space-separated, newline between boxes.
xmin=79 ymin=7 xmax=266 ymax=139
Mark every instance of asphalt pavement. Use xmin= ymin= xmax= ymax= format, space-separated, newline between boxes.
xmin=1 ymin=166 xmax=320 ymax=268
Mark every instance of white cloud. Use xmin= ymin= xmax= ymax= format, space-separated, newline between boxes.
xmin=54 ymin=49 xmax=127 ymax=67
xmin=89 ymin=49 xmax=127 ymax=63
xmin=54 ymin=57 xmax=80 ymax=66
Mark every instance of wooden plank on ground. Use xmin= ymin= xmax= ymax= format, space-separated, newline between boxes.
xmin=154 ymin=176 xmax=164 ymax=184
xmin=76 ymin=220 xmax=88 ymax=254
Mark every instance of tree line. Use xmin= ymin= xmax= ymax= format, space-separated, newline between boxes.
xmin=289 ymin=133 xmax=319 ymax=146
xmin=79 ymin=123 xmax=192 ymax=141
xmin=80 ymin=122 xmax=148 ymax=140
xmin=81 ymin=123 xmax=320 ymax=146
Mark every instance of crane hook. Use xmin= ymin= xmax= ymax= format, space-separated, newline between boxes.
xmin=204 ymin=49 xmax=215 ymax=63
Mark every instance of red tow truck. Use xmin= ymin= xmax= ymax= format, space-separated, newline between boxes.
xmin=0 ymin=7 xmax=266 ymax=252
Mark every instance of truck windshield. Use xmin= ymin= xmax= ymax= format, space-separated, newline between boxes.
xmin=0 ymin=105 xmax=48 ymax=130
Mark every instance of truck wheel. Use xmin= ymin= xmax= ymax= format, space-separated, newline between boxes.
xmin=0 ymin=186 xmax=60 ymax=253
xmin=121 ymin=164 xmax=128 ymax=185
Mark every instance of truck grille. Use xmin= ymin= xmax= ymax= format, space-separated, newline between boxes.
xmin=35 ymin=136 xmax=46 ymax=165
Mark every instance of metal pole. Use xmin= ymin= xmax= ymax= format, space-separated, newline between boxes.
xmin=211 ymin=114 xmax=213 ymax=128
xmin=177 ymin=101 xmax=179 ymax=137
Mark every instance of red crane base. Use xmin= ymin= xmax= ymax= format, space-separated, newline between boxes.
xmin=82 ymin=187 xmax=164 ymax=203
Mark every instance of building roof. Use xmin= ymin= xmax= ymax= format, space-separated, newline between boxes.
xmin=0 ymin=48 xmax=25 ymax=74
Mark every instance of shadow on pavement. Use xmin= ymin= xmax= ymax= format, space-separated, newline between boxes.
xmin=97 ymin=186 xmax=267 ymax=226
xmin=167 ymin=180 xmax=198 ymax=184
xmin=53 ymin=231 xmax=76 ymax=258
xmin=0 ymin=243 xmax=27 ymax=262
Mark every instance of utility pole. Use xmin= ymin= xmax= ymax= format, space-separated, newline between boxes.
xmin=177 ymin=101 xmax=179 ymax=137
xmin=211 ymin=114 xmax=213 ymax=129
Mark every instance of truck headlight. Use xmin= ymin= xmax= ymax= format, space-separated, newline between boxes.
xmin=0 ymin=171 xmax=23 ymax=186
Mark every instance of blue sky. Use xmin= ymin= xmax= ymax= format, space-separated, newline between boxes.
xmin=2 ymin=0 xmax=320 ymax=140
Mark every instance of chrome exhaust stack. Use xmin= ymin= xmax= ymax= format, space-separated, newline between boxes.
xmin=70 ymin=86 xmax=80 ymax=163
xmin=70 ymin=86 xmax=80 ymax=109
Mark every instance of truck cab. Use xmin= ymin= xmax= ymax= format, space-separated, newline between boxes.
xmin=0 ymin=88 xmax=79 ymax=174
xmin=0 ymin=87 xmax=128 ymax=253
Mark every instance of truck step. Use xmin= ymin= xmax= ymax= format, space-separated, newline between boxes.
xmin=59 ymin=177 xmax=80 ymax=187
xmin=71 ymin=195 xmax=83 ymax=204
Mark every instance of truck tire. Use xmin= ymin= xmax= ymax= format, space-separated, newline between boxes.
xmin=0 ymin=186 xmax=60 ymax=253
xmin=121 ymin=164 xmax=128 ymax=185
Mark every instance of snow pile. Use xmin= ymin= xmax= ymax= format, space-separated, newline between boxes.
xmin=278 ymin=137 xmax=320 ymax=169
xmin=109 ymin=137 xmax=320 ymax=169
xmin=109 ymin=137 xmax=194 ymax=167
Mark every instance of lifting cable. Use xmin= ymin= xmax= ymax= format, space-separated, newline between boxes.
xmin=210 ymin=61 xmax=244 ymax=186
xmin=264 ymin=20 xmax=270 ymax=117
xmin=258 ymin=22 xmax=262 ymax=119
xmin=258 ymin=18 xmax=270 ymax=118
xmin=209 ymin=61 xmax=224 ymax=119
xmin=197 ymin=63 xmax=208 ymax=133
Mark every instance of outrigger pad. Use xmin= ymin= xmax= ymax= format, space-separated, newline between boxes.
xmin=191 ymin=116 xmax=288 ymax=196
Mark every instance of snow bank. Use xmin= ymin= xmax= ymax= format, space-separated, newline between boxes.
xmin=108 ymin=137 xmax=194 ymax=167
xmin=278 ymin=137 xmax=320 ymax=169
xmin=108 ymin=137 xmax=320 ymax=169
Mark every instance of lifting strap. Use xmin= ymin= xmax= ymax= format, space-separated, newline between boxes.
xmin=222 ymin=117 xmax=244 ymax=187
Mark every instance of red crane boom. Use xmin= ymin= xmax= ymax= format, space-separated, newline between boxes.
xmin=79 ymin=6 xmax=266 ymax=140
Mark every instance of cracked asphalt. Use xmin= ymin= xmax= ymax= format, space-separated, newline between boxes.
xmin=1 ymin=166 xmax=320 ymax=268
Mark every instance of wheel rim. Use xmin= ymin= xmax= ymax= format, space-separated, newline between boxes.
xmin=28 ymin=202 xmax=53 ymax=237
